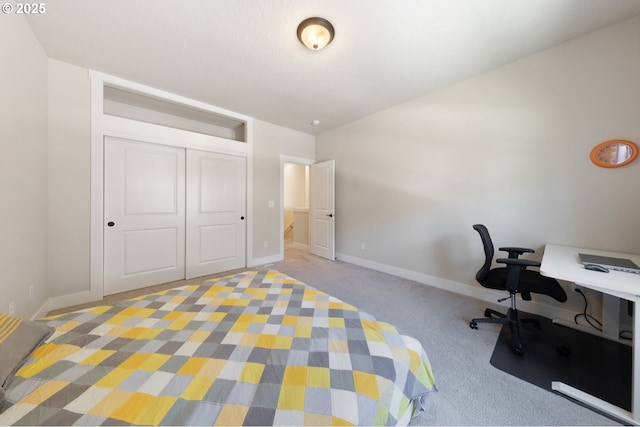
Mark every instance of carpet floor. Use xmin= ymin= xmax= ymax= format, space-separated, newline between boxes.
xmin=273 ymin=246 xmax=621 ymax=425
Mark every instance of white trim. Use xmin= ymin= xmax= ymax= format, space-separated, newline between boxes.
xmin=250 ymin=254 xmax=283 ymax=267
xmin=30 ymin=299 xmax=52 ymax=320
xmin=89 ymin=70 xmax=252 ymax=123
xmin=336 ymin=252 xmax=580 ymax=324
xmin=86 ymin=71 xmax=254 ymax=309
xmin=89 ymin=74 xmax=104 ymax=307
xmin=103 ymin=115 xmax=250 ymax=157
xmin=279 ymin=155 xmax=315 ymax=261
xmin=47 ymin=290 xmax=100 ymax=312
xmin=245 ymin=122 xmax=255 ymax=268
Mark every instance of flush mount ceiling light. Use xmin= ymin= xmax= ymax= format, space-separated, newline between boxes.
xmin=297 ymin=17 xmax=334 ymax=50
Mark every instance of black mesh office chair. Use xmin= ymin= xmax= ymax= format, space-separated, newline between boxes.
xmin=469 ymin=224 xmax=568 ymax=355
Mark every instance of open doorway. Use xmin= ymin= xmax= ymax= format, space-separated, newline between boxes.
xmin=280 ymin=156 xmax=314 ymax=260
xmin=283 ymin=162 xmax=309 ymax=249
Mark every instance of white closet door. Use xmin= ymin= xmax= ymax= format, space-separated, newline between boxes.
xmin=104 ymin=137 xmax=186 ymax=295
xmin=186 ymin=150 xmax=246 ymax=279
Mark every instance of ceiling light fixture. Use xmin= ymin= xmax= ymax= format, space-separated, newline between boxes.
xmin=297 ymin=17 xmax=334 ymax=51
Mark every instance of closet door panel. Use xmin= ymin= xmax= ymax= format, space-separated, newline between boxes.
xmin=104 ymin=137 xmax=186 ymax=295
xmin=186 ymin=150 xmax=246 ymax=279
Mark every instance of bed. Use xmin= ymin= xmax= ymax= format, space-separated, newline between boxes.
xmin=0 ymin=270 xmax=436 ymax=425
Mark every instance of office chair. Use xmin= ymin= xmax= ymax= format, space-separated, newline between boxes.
xmin=469 ymin=224 xmax=568 ymax=355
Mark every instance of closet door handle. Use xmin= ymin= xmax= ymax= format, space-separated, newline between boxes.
xmin=240 ymin=216 xmax=245 ymax=220
xmin=107 ymin=221 xmax=115 ymax=227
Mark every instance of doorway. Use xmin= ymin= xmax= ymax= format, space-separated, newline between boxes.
xmin=280 ymin=156 xmax=314 ymax=260
xmin=279 ymin=156 xmax=335 ymax=261
xmin=283 ymin=162 xmax=310 ymax=251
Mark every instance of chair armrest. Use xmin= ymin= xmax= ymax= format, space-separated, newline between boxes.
xmin=499 ymin=246 xmax=535 ymax=258
xmin=496 ymin=258 xmax=540 ymax=268
xmin=497 ymin=258 xmax=541 ymax=294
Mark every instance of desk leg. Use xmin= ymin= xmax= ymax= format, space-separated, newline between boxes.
xmin=602 ymin=294 xmax=621 ymax=339
xmin=551 ymin=296 xmax=639 ymax=424
xmin=633 ymin=297 xmax=640 ymax=422
xmin=551 ymin=382 xmax=634 ymax=423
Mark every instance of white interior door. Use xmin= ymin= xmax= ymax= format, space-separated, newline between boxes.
xmin=104 ymin=137 xmax=186 ymax=295
xmin=310 ymin=160 xmax=335 ymax=260
xmin=186 ymin=150 xmax=246 ymax=278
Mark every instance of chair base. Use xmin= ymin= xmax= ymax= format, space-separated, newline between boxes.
xmin=470 ymin=307 xmax=569 ymax=356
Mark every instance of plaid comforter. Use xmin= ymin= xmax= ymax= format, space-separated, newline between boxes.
xmin=0 ymin=270 xmax=436 ymax=425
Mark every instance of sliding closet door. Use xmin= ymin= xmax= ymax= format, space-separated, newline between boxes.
xmin=104 ymin=137 xmax=186 ymax=295
xmin=186 ymin=150 xmax=246 ymax=279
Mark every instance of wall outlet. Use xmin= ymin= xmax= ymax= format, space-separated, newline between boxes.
xmin=263 ymin=241 xmax=269 ymax=248
xmin=29 ymin=285 xmax=35 ymax=300
xmin=9 ymin=301 xmax=15 ymax=316
xmin=360 ymin=242 xmax=366 ymax=250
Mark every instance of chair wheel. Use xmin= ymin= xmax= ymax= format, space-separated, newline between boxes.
xmin=512 ymin=344 xmax=524 ymax=356
xmin=469 ymin=321 xmax=478 ymax=330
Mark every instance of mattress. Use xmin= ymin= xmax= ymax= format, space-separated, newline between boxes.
xmin=0 ymin=270 xmax=436 ymax=425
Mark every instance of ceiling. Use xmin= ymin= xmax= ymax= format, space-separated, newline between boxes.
xmin=25 ymin=0 xmax=640 ymax=135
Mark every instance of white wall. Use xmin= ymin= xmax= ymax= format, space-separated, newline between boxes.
xmin=252 ymin=120 xmax=315 ymax=262
xmin=316 ymin=16 xmax=640 ymax=316
xmin=0 ymin=16 xmax=49 ymax=317
xmin=48 ymin=59 xmax=91 ymax=297
xmin=45 ymin=61 xmax=317 ymax=303
xmin=7 ymin=11 xmax=638 ymax=319
xmin=2 ymin=17 xmax=315 ymax=312
xmin=45 ymin=84 xmax=315 ymax=302
xmin=284 ymin=163 xmax=308 ymax=209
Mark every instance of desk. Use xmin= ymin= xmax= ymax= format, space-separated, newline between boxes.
xmin=541 ymin=244 xmax=640 ymax=424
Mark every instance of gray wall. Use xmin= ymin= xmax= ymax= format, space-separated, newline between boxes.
xmin=316 ymin=16 xmax=640 ymax=312
xmin=48 ymin=59 xmax=91 ymax=297
xmin=6 ymin=18 xmax=315 ymax=317
xmin=0 ymin=15 xmax=49 ymax=317
xmin=252 ymin=120 xmax=315 ymax=261
xmin=45 ymin=68 xmax=315 ymax=309
xmin=6 ymin=13 xmax=639 ymax=319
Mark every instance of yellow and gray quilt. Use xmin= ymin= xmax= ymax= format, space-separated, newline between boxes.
xmin=0 ymin=270 xmax=436 ymax=425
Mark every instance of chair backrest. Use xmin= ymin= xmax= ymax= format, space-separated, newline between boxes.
xmin=473 ymin=224 xmax=494 ymax=283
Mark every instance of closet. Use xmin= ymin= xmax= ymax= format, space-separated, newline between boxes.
xmin=97 ymin=81 xmax=251 ymax=296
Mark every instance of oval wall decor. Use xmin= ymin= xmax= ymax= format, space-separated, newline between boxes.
xmin=590 ymin=139 xmax=638 ymax=168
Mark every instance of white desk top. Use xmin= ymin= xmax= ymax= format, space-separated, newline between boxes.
xmin=541 ymin=244 xmax=640 ymax=300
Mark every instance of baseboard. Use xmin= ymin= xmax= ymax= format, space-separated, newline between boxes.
xmin=42 ymin=257 xmax=283 ymax=315
xmin=336 ymin=252 xmax=579 ymax=324
xmin=30 ymin=299 xmax=53 ymax=320
xmin=250 ymin=254 xmax=283 ymax=267
xmin=290 ymin=242 xmax=308 ymax=250
xmin=48 ymin=289 xmax=102 ymax=312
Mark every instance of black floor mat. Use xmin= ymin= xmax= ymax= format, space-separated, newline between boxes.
xmin=489 ymin=312 xmax=631 ymax=412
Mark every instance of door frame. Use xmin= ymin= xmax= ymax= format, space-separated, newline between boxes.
xmin=279 ymin=155 xmax=315 ymax=260
xmin=82 ymin=71 xmax=253 ymax=307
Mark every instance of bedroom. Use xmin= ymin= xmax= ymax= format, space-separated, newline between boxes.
xmin=1 ymin=0 xmax=640 ymax=425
